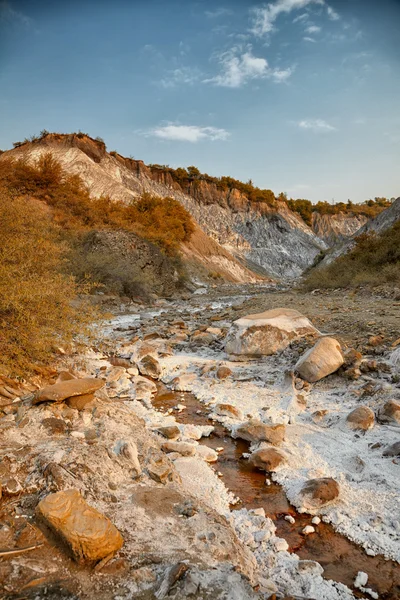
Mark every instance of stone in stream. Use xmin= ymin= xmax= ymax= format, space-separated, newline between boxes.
xmin=295 ymin=337 xmax=344 ymax=383
xmin=377 ymin=400 xmax=400 ymax=426
xmin=137 ymin=355 xmax=162 ymax=379
xmin=161 ymin=441 xmax=196 ymax=457
xmin=249 ymin=447 xmax=286 ymax=472
xmin=215 ymin=403 xmax=243 ymax=420
xmin=299 ymin=477 xmax=340 ymax=509
xmin=346 ymin=406 xmax=375 ymax=431
xmin=36 ymin=489 xmax=123 ymax=562
xmin=225 ymin=308 xmax=318 ymax=358
xmin=235 ymin=420 xmax=285 ymax=445
xmin=382 ymin=441 xmax=400 ymax=457
xmin=34 ymin=378 xmax=105 ymax=404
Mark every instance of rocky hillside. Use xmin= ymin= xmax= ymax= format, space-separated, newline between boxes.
xmin=2 ymin=133 xmax=377 ymax=279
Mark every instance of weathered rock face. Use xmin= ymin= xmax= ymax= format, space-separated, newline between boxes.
xmin=299 ymin=477 xmax=340 ymax=510
xmin=295 ymin=337 xmax=344 ymax=383
xmin=235 ymin=421 xmax=285 ymax=445
xmin=34 ymin=378 xmax=104 ymax=404
xmin=377 ymin=400 xmax=400 ymax=426
xmin=225 ymin=308 xmax=318 ymax=357
xmin=346 ymin=406 xmax=375 ymax=431
xmin=36 ymin=489 xmax=123 ymax=562
xmin=249 ymin=447 xmax=286 ymax=472
xmin=311 ymin=212 xmax=367 ymax=245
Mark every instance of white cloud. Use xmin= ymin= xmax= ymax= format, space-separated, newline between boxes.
xmin=303 ymin=36 xmax=316 ymax=42
xmin=159 ymin=67 xmax=201 ymax=88
xmin=305 ymin=25 xmax=321 ymax=33
xmin=206 ymin=47 xmax=293 ymax=87
xmin=297 ymin=119 xmax=336 ymax=132
xmin=145 ymin=124 xmax=230 ymax=143
xmin=250 ymin=0 xmax=324 ymax=36
xmin=205 ymin=8 xmax=233 ymax=18
xmin=293 ymin=13 xmax=309 ymax=23
xmin=327 ymin=6 xmax=340 ymax=20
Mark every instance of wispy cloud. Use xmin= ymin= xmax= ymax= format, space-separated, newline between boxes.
xmin=0 ymin=0 xmax=32 ymax=27
xmin=159 ymin=67 xmax=201 ymax=88
xmin=327 ymin=6 xmax=340 ymax=20
xmin=293 ymin=13 xmax=309 ymax=23
xmin=206 ymin=47 xmax=293 ymax=87
xmin=305 ymin=25 xmax=321 ymax=34
xmin=250 ymin=0 xmax=325 ymax=36
xmin=303 ymin=36 xmax=316 ymax=42
xmin=144 ymin=124 xmax=230 ymax=143
xmin=205 ymin=7 xmax=233 ymax=19
xmin=297 ymin=119 xmax=336 ymax=132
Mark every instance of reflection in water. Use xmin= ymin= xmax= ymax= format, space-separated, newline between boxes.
xmin=153 ymin=385 xmax=400 ymax=598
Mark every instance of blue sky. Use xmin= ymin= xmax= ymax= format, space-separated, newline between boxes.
xmin=0 ymin=0 xmax=399 ymax=203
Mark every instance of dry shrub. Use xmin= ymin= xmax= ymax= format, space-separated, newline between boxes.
xmin=0 ymin=191 xmax=94 ymax=375
xmin=304 ymin=222 xmax=400 ymax=289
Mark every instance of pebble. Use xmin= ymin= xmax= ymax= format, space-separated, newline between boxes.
xmin=302 ymin=525 xmax=315 ymax=535
xmin=285 ymin=515 xmax=295 ymax=524
xmin=71 ymin=431 xmax=85 ymax=439
xmin=311 ymin=516 xmax=321 ymax=525
xmin=216 ymin=447 xmax=224 ymax=452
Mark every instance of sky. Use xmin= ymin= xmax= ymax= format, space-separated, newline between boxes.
xmin=0 ymin=0 xmax=399 ymax=203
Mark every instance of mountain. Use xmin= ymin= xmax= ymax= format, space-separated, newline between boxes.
xmin=1 ymin=132 xmax=379 ymax=280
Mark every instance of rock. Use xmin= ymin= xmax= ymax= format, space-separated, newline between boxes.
xmin=137 ymin=355 xmax=162 ymax=379
xmin=342 ymin=367 xmax=361 ymax=380
xmin=196 ymin=445 xmax=218 ymax=463
xmin=346 ymin=406 xmax=375 ymax=431
xmin=249 ymin=447 xmax=285 ymax=472
xmin=235 ymin=420 xmax=285 ymax=445
xmin=215 ymin=403 xmax=243 ymax=419
xmin=343 ymin=348 xmax=363 ymax=369
xmin=295 ymin=337 xmax=344 ymax=383
xmin=157 ymin=425 xmax=181 ymax=440
xmin=368 ymin=335 xmax=384 ymax=347
xmin=56 ymin=371 xmax=76 ymax=383
xmin=41 ymin=417 xmax=67 ymax=435
xmin=161 ymin=441 xmax=196 ymax=457
xmin=66 ymin=393 xmax=96 ymax=410
xmin=225 ymin=308 xmax=318 ymax=357
xmin=299 ymin=477 xmax=340 ymax=509
xmin=382 ymin=441 xmax=400 ymax=457
xmin=133 ymin=376 xmax=157 ymax=400
xmin=1 ymin=477 xmax=23 ymax=496
xmin=190 ymin=331 xmax=214 ymax=345
xmin=377 ymin=400 xmax=400 ymax=426
xmin=216 ymin=366 xmax=232 ymax=380
xmin=119 ymin=441 xmax=142 ymax=477
xmin=34 ymin=378 xmax=105 ymax=404
xmin=147 ymin=455 xmax=175 ymax=484
xmin=106 ymin=367 xmax=126 ymax=383
xmin=36 ymin=489 xmax=123 ymax=562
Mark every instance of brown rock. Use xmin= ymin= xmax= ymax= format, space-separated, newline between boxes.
xmin=41 ymin=417 xmax=67 ymax=435
xmin=215 ymin=403 xmax=243 ymax=419
xmin=377 ymin=400 xmax=400 ymax=426
xmin=34 ymin=378 xmax=104 ymax=404
xmin=137 ymin=355 xmax=162 ymax=379
xmin=157 ymin=425 xmax=181 ymax=440
xmin=342 ymin=367 xmax=361 ymax=380
xmin=343 ymin=348 xmax=363 ymax=369
xmin=236 ymin=420 xmax=285 ymax=445
xmin=368 ymin=335 xmax=385 ymax=347
xmin=295 ymin=337 xmax=344 ymax=383
xmin=216 ymin=366 xmax=232 ymax=380
xmin=56 ymin=371 xmax=76 ymax=383
xmin=346 ymin=406 xmax=375 ymax=431
xmin=147 ymin=456 xmax=175 ymax=484
xmin=36 ymin=489 xmax=123 ymax=562
xmin=299 ymin=477 xmax=340 ymax=509
xmin=66 ymin=393 xmax=96 ymax=410
xmin=249 ymin=447 xmax=286 ymax=472
xmin=161 ymin=441 xmax=196 ymax=457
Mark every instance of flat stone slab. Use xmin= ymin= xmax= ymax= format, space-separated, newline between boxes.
xmin=36 ymin=489 xmax=123 ymax=562
xmin=34 ymin=378 xmax=105 ymax=404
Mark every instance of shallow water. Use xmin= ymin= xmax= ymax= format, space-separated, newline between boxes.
xmin=153 ymin=384 xmax=400 ymax=599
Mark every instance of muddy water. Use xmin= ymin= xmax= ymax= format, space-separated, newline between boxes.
xmin=154 ymin=384 xmax=400 ymax=600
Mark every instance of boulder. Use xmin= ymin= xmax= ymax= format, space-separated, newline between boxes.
xmin=34 ymin=378 xmax=104 ymax=404
xmin=157 ymin=425 xmax=181 ymax=440
xmin=215 ymin=403 xmax=243 ymax=420
xmin=196 ymin=445 xmax=218 ymax=463
xmin=216 ymin=366 xmax=232 ymax=380
xmin=382 ymin=441 xmax=400 ymax=457
xmin=299 ymin=477 xmax=340 ymax=509
xmin=377 ymin=400 xmax=400 ymax=426
xmin=295 ymin=337 xmax=344 ymax=383
xmin=137 ymin=355 xmax=162 ymax=379
xmin=235 ymin=421 xmax=285 ymax=445
xmin=147 ymin=455 xmax=175 ymax=484
xmin=249 ymin=447 xmax=286 ymax=472
xmin=161 ymin=441 xmax=196 ymax=457
xmin=225 ymin=308 xmax=318 ymax=357
xmin=66 ymin=393 xmax=96 ymax=410
xmin=346 ymin=406 xmax=375 ymax=431
xmin=36 ymin=489 xmax=123 ymax=562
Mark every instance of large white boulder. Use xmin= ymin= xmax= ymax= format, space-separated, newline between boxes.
xmin=225 ymin=308 xmax=318 ymax=357
xmin=295 ymin=337 xmax=344 ymax=383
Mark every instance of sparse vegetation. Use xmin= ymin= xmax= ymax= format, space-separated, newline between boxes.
xmin=304 ymin=222 xmax=400 ymax=289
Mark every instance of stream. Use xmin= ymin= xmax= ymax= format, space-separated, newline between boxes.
xmin=153 ymin=383 xmax=400 ymax=599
